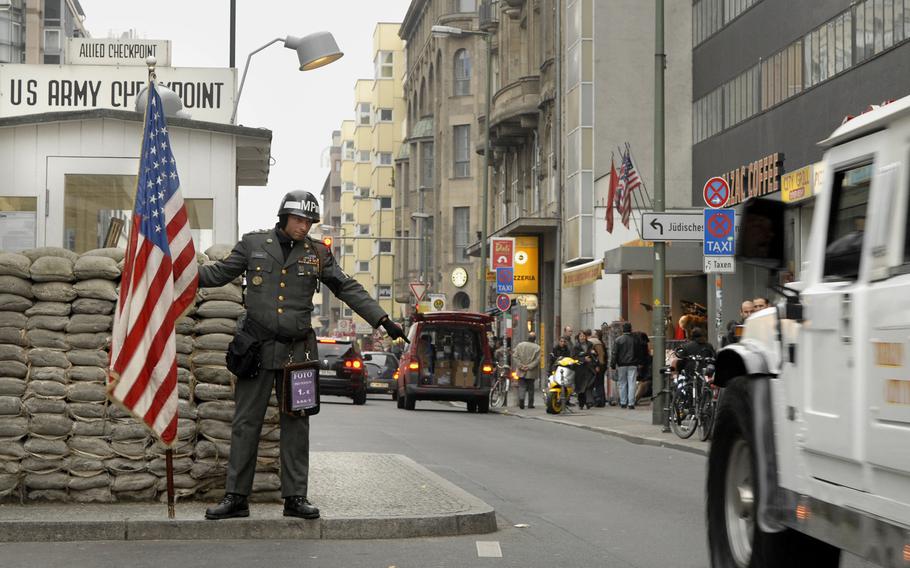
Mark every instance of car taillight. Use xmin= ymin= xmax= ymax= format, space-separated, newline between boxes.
xmin=352 ymin=360 xmax=362 ymax=369
xmin=408 ymin=361 xmax=419 ymax=371
xmin=393 ymin=371 xmax=399 ymax=380
xmin=482 ymin=364 xmax=493 ymax=373
xmin=344 ymin=359 xmax=363 ymax=369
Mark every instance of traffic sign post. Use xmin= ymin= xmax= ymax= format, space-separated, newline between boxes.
xmin=409 ymin=282 xmax=428 ymax=302
xmin=496 ymin=294 xmax=511 ymax=312
xmin=704 ymin=208 xmax=735 ymax=256
xmin=641 ymin=212 xmax=704 ymax=241
xmin=495 ymin=267 xmax=514 ymax=294
xmin=703 ymin=176 xmax=730 ymax=209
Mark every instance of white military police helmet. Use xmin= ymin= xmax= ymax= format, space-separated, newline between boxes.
xmin=278 ymin=190 xmax=320 ymax=223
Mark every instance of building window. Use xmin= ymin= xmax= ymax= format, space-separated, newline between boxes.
xmin=379 ymin=197 xmax=392 ymax=209
xmin=456 ymin=0 xmax=476 ymax=12
xmin=43 ymin=29 xmax=60 ymax=51
xmin=824 ymin=162 xmax=871 ymax=280
xmin=453 ymin=125 xmax=470 ymax=178
xmin=358 ymin=102 xmax=371 ymax=126
xmin=343 ymin=307 xmax=353 ymax=317
xmin=343 ymin=244 xmax=354 ymax=255
xmin=357 ymin=261 xmax=370 ymax=273
xmin=453 ymin=291 xmax=470 ymax=310
xmin=0 ymin=196 xmax=37 ymax=251
xmin=342 ymin=182 xmax=354 ymax=193
xmin=357 ymin=150 xmax=370 ymax=163
xmin=376 ymin=152 xmax=392 ymax=166
xmin=377 ymin=285 xmax=392 ymax=299
xmin=334 ymin=160 xmax=341 ymax=172
xmin=453 ymin=49 xmax=471 ymax=96
xmin=760 ymin=41 xmax=803 ymax=111
xmin=805 ymin=11 xmax=853 ymax=90
xmin=453 ymin=207 xmax=470 ymax=262
xmin=43 ymin=0 xmax=61 ymax=26
xmin=343 ymin=140 xmax=354 ymax=160
xmin=378 ymin=240 xmax=392 ymax=253
xmin=358 ymin=224 xmax=370 ymax=235
xmin=855 ymin=0 xmax=908 ymax=63
xmin=343 ymin=212 xmax=355 ymax=223
xmin=376 ymin=108 xmax=393 ymax=122
xmin=357 ymin=187 xmax=371 ymax=199
xmin=375 ymin=51 xmax=394 ymax=79
xmin=420 ymin=142 xmax=434 ymax=188
xmin=694 ymin=0 xmax=760 ymax=46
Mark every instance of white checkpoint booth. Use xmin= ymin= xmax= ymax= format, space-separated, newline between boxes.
xmin=0 ymin=108 xmax=271 ymax=253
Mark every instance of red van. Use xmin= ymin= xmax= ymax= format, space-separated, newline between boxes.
xmin=395 ymin=311 xmax=496 ymax=413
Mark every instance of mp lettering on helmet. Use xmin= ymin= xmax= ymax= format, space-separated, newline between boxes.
xmin=302 ymin=201 xmax=318 ymax=212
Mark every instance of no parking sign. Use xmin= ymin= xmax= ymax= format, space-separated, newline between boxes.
xmin=704 ymin=208 xmax=735 ymax=256
xmin=703 ymin=176 xmax=730 ymax=209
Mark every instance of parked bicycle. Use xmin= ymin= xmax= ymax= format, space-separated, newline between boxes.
xmin=663 ymin=351 xmax=716 ymax=440
xmin=489 ymin=364 xmax=513 ymax=409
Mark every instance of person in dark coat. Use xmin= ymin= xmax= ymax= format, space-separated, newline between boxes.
xmin=549 ymin=335 xmax=572 ymax=373
xmin=571 ymin=331 xmax=596 ymax=409
xmin=611 ymin=323 xmax=638 ymax=409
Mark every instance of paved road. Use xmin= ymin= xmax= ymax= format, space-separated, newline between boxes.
xmin=0 ymin=395 xmax=874 ymax=568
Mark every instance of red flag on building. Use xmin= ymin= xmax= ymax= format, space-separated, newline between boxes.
xmin=606 ymin=158 xmax=619 ymax=233
xmin=108 ymin=82 xmax=198 ymax=445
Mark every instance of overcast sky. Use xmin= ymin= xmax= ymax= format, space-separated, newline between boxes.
xmin=79 ymin=0 xmax=412 ymax=234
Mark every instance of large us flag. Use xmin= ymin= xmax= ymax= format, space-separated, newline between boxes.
xmin=109 ymin=82 xmax=198 ymax=445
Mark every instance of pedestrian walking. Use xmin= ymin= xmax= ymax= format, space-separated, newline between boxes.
xmin=589 ymin=329 xmax=607 ymax=407
xmin=633 ymin=331 xmax=652 ymax=405
xmin=512 ymin=332 xmax=542 ymax=409
xmin=611 ymin=322 xmax=638 ymax=409
xmin=571 ymin=331 xmax=596 ymax=409
xmin=199 ymin=190 xmax=408 ymax=521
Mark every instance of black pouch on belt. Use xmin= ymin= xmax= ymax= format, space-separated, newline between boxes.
xmin=226 ymin=315 xmax=263 ymax=379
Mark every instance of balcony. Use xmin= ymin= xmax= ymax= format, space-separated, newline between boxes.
xmin=479 ymin=0 xmax=499 ymax=32
xmin=489 ymin=76 xmax=540 ymax=146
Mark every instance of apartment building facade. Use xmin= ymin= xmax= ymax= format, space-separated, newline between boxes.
xmin=0 ymin=0 xmax=88 ymax=64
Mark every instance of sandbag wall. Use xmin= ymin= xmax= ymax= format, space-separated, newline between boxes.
xmin=0 ymin=245 xmax=280 ymax=503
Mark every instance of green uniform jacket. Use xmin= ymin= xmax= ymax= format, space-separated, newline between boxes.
xmin=198 ymin=229 xmax=388 ymax=369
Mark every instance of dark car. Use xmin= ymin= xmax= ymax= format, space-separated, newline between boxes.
xmin=363 ymin=351 xmax=400 ymax=400
xmin=317 ymin=337 xmax=368 ymax=405
xmin=395 ymin=312 xmax=495 ymax=413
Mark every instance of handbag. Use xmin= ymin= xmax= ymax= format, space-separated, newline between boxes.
xmin=226 ymin=318 xmax=262 ymax=380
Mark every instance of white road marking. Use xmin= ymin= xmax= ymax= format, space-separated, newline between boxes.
xmin=476 ymin=541 xmax=503 ymax=558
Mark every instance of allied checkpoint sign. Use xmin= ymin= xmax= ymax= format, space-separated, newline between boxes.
xmin=704 ymin=208 xmax=735 ymax=256
xmin=0 ymin=64 xmax=236 ymax=124
xmin=66 ymin=38 xmax=172 ymax=66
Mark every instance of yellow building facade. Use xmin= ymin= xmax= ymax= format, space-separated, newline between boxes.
xmin=335 ymin=23 xmax=405 ymax=337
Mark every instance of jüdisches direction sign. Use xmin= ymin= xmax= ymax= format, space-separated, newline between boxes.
xmin=641 ymin=212 xmax=704 ymax=241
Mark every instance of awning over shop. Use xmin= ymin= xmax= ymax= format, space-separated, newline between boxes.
xmin=603 ymin=241 xmax=703 ymax=274
xmin=562 ymin=258 xmax=603 ymax=288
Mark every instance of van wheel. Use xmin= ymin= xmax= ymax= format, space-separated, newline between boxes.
xmin=477 ymin=397 xmax=489 ymax=414
xmin=466 ymin=401 xmax=477 ymax=413
xmin=404 ymin=393 xmax=416 ymax=411
xmin=396 ymin=392 xmax=405 ymax=409
xmin=707 ymin=377 xmax=840 ymax=568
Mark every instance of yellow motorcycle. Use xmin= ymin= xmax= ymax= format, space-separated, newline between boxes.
xmin=546 ymin=356 xmax=580 ymax=414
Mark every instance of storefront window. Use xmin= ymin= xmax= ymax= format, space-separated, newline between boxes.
xmin=64 ymin=174 xmax=213 ymax=254
xmin=0 ymin=196 xmax=37 ymax=251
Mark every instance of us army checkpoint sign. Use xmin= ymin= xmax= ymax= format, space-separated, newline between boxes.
xmin=704 ymin=209 xmax=735 ymax=256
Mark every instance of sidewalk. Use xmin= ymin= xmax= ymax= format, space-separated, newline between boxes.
xmin=0 ymin=452 xmax=496 ymax=543
xmin=496 ymin=395 xmax=709 ymax=457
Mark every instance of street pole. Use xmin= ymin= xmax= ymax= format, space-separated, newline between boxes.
xmin=553 ymin=0 xmax=563 ymax=343
xmin=652 ymin=0 xmax=667 ymax=428
xmin=480 ymin=32 xmax=493 ymax=312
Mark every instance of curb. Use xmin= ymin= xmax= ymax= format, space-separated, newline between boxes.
xmin=0 ymin=510 xmax=498 ymax=543
xmin=495 ymin=409 xmax=708 ymax=457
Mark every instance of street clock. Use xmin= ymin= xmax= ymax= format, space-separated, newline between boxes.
xmin=451 ymin=267 xmax=468 ymax=288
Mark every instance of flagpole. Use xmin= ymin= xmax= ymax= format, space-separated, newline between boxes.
xmin=144 ymin=56 xmax=177 ymax=521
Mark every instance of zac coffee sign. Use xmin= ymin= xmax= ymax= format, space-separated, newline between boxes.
xmin=720 ymin=152 xmax=783 ymax=207
xmin=0 ymin=64 xmax=236 ymax=124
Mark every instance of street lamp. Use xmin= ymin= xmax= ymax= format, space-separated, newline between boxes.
xmin=430 ymin=24 xmax=493 ymax=311
xmin=231 ymin=31 xmax=344 ymax=123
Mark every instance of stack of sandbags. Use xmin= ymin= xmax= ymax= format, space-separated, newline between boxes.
xmin=20 ymin=248 xmax=78 ymax=501
xmin=0 ymin=253 xmax=29 ymax=501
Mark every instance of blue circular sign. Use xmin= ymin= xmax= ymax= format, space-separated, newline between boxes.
xmin=496 ymin=294 xmax=511 ymax=312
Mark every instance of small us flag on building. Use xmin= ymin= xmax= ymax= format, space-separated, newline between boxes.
xmin=108 ymin=82 xmax=198 ymax=445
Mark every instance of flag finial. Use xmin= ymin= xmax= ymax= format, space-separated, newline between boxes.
xmin=146 ymin=56 xmax=157 ymax=82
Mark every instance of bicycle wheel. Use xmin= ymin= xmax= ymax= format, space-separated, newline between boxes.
xmin=669 ymin=378 xmax=698 ymax=439
xmin=699 ymin=390 xmax=715 ymax=442
xmin=489 ymin=380 xmax=506 ymax=409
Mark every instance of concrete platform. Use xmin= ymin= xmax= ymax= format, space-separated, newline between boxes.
xmin=0 ymin=452 xmax=497 ymax=542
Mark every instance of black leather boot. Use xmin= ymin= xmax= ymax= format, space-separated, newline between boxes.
xmin=205 ymin=493 xmax=249 ymax=520
xmin=284 ymin=496 xmax=320 ymax=519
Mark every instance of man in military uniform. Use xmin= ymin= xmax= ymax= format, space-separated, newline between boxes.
xmin=201 ymin=190 xmax=408 ymax=520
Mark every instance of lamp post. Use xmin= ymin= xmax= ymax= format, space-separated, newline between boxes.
xmin=431 ymin=24 xmax=492 ymax=311
xmin=232 ymin=31 xmax=344 ymax=124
